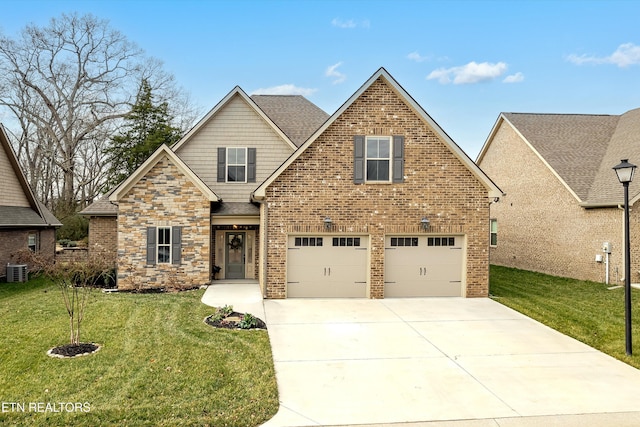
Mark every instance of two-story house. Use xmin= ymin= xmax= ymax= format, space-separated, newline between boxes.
xmin=84 ymin=68 xmax=502 ymax=298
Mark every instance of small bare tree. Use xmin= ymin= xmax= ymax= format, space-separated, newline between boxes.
xmin=45 ymin=257 xmax=114 ymax=346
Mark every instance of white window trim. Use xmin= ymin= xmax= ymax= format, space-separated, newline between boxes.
xmin=157 ymin=226 xmax=172 ymax=264
xmin=490 ymin=219 xmax=498 ymax=247
xmin=28 ymin=233 xmax=37 ymax=252
xmin=365 ymin=136 xmax=392 ymax=183
xmin=226 ymin=147 xmax=248 ymax=183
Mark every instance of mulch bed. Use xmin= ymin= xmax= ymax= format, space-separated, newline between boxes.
xmin=204 ymin=311 xmax=267 ymax=330
xmin=47 ymin=343 xmax=101 ymax=358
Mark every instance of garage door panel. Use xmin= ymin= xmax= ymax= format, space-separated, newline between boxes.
xmin=287 ymin=235 xmax=368 ymax=298
xmin=384 ymin=236 xmax=463 ymax=297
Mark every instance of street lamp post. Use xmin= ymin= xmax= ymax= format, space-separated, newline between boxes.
xmin=613 ymin=159 xmax=637 ymax=356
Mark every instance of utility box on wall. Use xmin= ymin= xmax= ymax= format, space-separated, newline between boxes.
xmin=602 ymin=242 xmax=612 ymax=253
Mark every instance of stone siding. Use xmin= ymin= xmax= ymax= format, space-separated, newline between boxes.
xmin=116 ymin=155 xmax=210 ymax=290
xmin=479 ymin=121 xmax=638 ymax=283
xmin=264 ymin=78 xmax=491 ymax=298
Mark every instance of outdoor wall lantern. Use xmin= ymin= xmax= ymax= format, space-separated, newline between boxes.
xmin=324 ymin=217 xmax=332 ymax=230
xmin=613 ymin=158 xmax=637 ymax=356
xmin=421 ymin=217 xmax=430 ymax=230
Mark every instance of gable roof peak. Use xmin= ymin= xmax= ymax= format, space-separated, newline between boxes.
xmin=109 ymin=144 xmax=219 ymax=202
xmin=253 ymin=67 xmax=502 ymax=200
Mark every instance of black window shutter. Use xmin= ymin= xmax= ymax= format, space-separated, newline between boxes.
xmin=392 ymin=135 xmax=404 ymax=183
xmin=146 ymin=227 xmax=157 ymax=265
xmin=172 ymin=226 xmax=182 ymax=265
xmin=247 ymin=148 xmax=257 ymax=182
xmin=353 ymin=135 xmax=365 ymax=184
xmin=217 ymin=147 xmax=226 ymax=182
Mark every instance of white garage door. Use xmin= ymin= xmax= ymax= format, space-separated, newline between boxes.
xmin=287 ymin=235 xmax=368 ymax=297
xmin=384 ymin=235 xmax=463 ymax=297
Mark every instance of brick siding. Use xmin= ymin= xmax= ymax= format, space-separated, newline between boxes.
xmin=88 ymin=216 xmax=117 ymax=265
xmin=479 ymin=121 xmax=640 ymax=283
xmin=264 ymin=78 xmax=491 ymax=298
xmin=0 ymin=228 xmax=56 ymax=277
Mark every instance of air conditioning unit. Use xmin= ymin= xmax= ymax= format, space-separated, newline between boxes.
xmin=6 ymin=264 xmax=27 ymax=283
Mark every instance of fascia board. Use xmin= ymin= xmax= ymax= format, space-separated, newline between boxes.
xmin=0 ymin=124 xmax=48 ymax=221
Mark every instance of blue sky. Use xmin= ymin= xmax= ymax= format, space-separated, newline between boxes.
xmin=2 ymin=0 xmax=640 ymax=157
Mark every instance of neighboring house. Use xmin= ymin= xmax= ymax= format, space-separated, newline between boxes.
xmin=84 ymin=68 xmax=502 ymax=298
xmin=477 ymin=109 xmax=640 ymax=284
xmin=0 ymin=124 xmax=62 ymax=279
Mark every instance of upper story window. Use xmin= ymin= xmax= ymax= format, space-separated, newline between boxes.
xmin=227 ymin=147 xmax=247 ymax=183
xmin=354 ymin=135 xmax=404 ymax=184
xmin=217 ymin=147 xmax=256 ymax=183
xmin=366 ymin=137 xmax=391 ymax=181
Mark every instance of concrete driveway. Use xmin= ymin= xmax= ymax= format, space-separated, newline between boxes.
xmin=260 ymin=297 xmax=640 ymax=427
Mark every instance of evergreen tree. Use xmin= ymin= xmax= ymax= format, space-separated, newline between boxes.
xmin=104 ymin=79 xmax=182 ymax=189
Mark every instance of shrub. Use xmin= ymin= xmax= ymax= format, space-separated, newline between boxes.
xmin=56 ymin=214 xmax=89 ymax=241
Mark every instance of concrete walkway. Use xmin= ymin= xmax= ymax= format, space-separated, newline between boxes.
xmin=202 ymin=285 xmax=640 ymax=426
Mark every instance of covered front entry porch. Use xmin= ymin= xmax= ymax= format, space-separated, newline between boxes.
xmin=211 ymin=202 xmax=260 ymax=281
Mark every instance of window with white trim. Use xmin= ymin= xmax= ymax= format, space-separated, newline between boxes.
xmin=28 ymin=233 xmax=37 ymax=252
xmin=227 ymin=147 xmax=247 ymax=182
xmin=366 ymin=137 xmax=391 ymax=181
xmin=490 ymin=219 xmax=498 ymax=246
xmin=157 ymin=227 xmax=172 ymax=263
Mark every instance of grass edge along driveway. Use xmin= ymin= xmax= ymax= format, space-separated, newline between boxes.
xmin=490 ymin=265 xmax=640 ymax=369
xmin=0 ymin=276 xmax=278 ymax=427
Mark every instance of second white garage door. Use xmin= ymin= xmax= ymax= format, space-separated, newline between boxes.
xmin=384 ymin=235 xmax=464 ymax=297
xmin=287 ymin=235 xmax=368 ymax=298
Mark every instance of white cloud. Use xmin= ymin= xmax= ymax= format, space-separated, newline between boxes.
xmin=251 ymin=84 xmax=317 ymax=96
xmin=427 ymin=61 xmax=508 ymax=84
xmin=331 ymin=18 xmax=370 ymax=29
xmin=325 ymin=62 xmax=346 ymax=84
xmin=407 ymin=51 xmax=429 ymax=62
xmin=567 ymin=43 xmax=640 ymax=67
xmin=503 ymin=72 xmax=524 ymax=83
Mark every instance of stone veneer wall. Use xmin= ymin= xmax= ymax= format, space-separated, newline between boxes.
xmin=479 ymin=122 xmax=633 ymax=283
xmin=116 ymin=156 xmax=210 ymax=290
xmin=88 ymin=216 xmax=117 ymax=265
xmin=264 ymin=78 xmax=491 ymax=298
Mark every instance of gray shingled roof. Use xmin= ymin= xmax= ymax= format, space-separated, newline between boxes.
xmin=79 ymin=196 xmax=118 ymax=216
xmin=251 ymin=95 xmax=329 ymax=147
xmin=503 ymin=109 xmax=640 ymax=206
xmin=211 ymin=202 xmax=259 ymax=216
xmin=0 ymin=205 xmax=61 ymax=227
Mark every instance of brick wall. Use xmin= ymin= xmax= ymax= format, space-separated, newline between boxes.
xmin=0 ymin=228 xmax=56 ymax=277
xmin=88 ymin=216 xmax=117 ymax=265
xmin=479 ymin=121 xmax=633 ymax=283
xmin=264 ymin=78 xmax=491 ymax=298
xmin=116 ymin=155 xmax=211 ymax=290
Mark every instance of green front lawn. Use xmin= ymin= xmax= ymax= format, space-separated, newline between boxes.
xmin=0 ymin=276 xmax=278 ymax=426
xmin=490 ymin=265 xmax=640 ymax=369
